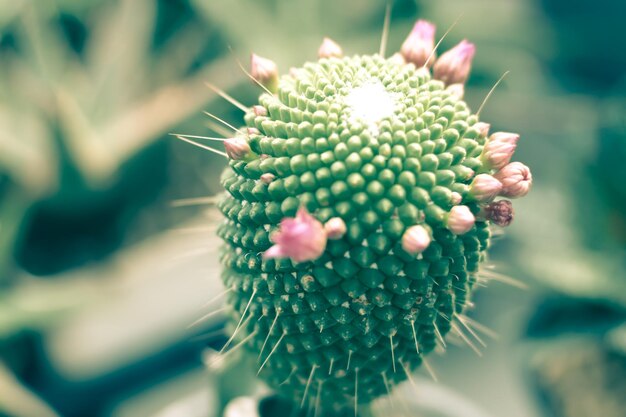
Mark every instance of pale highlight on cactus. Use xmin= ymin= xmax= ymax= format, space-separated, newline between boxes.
xmin=195 ymin=16 xmax=534 ymax=415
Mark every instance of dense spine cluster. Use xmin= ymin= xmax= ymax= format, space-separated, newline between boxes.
xmin=213 ymin=19 xmax=532 ymax=413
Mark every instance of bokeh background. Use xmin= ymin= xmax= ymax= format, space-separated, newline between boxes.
xmin=1 ymin=0 xmax=625 ymax=416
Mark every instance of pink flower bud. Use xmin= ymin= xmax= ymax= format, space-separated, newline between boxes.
xmin=224 ymin=137 xmax=250 ymax=160
xmin=450 ymin=192 xmax=463 ymax=205
xmin=478 ymin=200 xmax=514 ymax=226
xmin=433 ymin=39 xmax=476 ymax=84
xmin=263 ymin=207 xmax=327 ymax=263
xmin=246 ymin=127 xmax=260 ymax=135
xmin=446 ymin=205 xmax=475 ymax=235
xmin=474 ymin=122 xmax=491 ymax=138
xmin=252 ymin=105 xmax=267 ymax=117
xmin=481 ymin=132 xmax=519 ymax=170
xmin=401 ymin=225 xmax=431 ymax=255
xmin=400 ymin=20 xmax=436 ymax=67
xmin=250 ymin=54 xmax=278 ymax=92
xmin=447 ymin=83 xmax=465 ymax=99
xmin=469 ymin=174 xmax=502 ymax=202
xmin=260 ymin=173 xmax=275 ymax=184
xmin=494 ymin=162 xmax=532 ymax=198
xmin=318 ymin=37 xmax=343 ymax=59
xmin=324 ymin=217 xmax=347 ymax=240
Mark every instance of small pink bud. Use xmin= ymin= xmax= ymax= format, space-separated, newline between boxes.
xmin=263 ymin=207 xmax=327 ymax=263
xmin=246 ymin=127 xmax=260 ymax=135
xmin=446 ymin=205 xmax=475 ymax=235
xmin=447 ymin=83 xmax=465 ymax=99
xmin=224 ymin=137 xmax=250 ymax=160
xmin=318 ymin=37 xmax=343 ymax=59
xmin=494 ymin=162 xmax=532 ymax=198
xmin=401 ymin=225 xmax=431 ymax=255
xmin=250 ymin=54 xmax=278 ymax=92
xmin=450 ymin=192 xmax=463 ymax=205
xmin=324 ymin=217 xmax=347 ymax=240
xmin=252 ymin=105 xmax=267 ymax=117
xmin=433 ymin=39 xmax=476 ymax=84
xmin=481 ymin=132 xmax=519 ymax=170
xmin=401 ymin=20 xmax=436 ymax=67
xmin=260 ymin=173 xmax=275 ymax=184
xmin=478 ymin=200 xmax=514 ymax=226
xmin=469 ymin=174 xmax=502 ymax=202
xmin=474 ymin=122 xmax=491 ymax=138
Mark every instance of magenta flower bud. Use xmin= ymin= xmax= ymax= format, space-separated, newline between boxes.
xmin=469 ymin=174 xmax=502 ymax=202
xmin=250 ymin=54 xmax=279 ymax=92
xmin=318 ymin=37 xmax=343 ymax=59
xmin=481 ymin=132 xmax=519 ymax=170
xmin=260 ymin=173 xmax=275 ymax=184
xmin=478 ymin=200 xmax=514 ymax=226
xmin=433 ymin=39 xmax=476 ymax=84
xmin=252 ymin=105 xmax=267 ymax=117
xmin=400 ymin=20 xmax=436 ymax=67
xmin=401 ymin=225 xmax=431 ymax=255
xmin=263 ymin=207 xmax=327 ymax=262
xmin=446 ymin=205 xmax=475 ymax=235
xmin=450 ymin=191 xmax=463 ymax=205
xmin=324 ymin=217 xmax=347 ymax=240
xmin=474 ymin=122 xmax=491 ymax=138
xmin=494 ymin=162 xmax=532 ymax=198
xmin=246 ymin=127 xmax=260 ymax=135
xmin=224 ymin=137 xmax=251 ymax=160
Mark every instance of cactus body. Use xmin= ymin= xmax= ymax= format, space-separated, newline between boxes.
xmin=216 ymin=31 xmax=530 ymax=412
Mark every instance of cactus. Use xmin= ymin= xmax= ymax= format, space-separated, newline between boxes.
xmin=211 ymin=18 xmax=532 ymax=415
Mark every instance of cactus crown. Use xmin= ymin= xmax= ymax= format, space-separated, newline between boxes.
xmin=213 ymin=20 xmax=532 ymax=415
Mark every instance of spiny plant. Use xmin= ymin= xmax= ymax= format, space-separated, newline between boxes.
xmin=184 ymin=15 xmax=532 ymax=417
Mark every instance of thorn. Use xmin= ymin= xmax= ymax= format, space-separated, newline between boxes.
xmin=422 ymin=357 xmax=438 ymax=382
xmin=187 ymin=306 xmax=228 ymax=329
xmin=354 ymin=368 xmax=359 ymax=417
xmin=381 ymin=372 xmax=394 ymax=410
xmin=422 ymin=13 xmax=465 ymax=69
xmin=206 ymin=120 xmax=234 ymax=138
xmin=479 ymin=269 xmax=528 ymax=289
xmin=173 ymin=134 xmax=228 ymax=157
xmin=205 ymin=81 xmax=250 ymax=112
xmin=171 ymin=133 xmax=225 ymax=141
xmin=433 ymin=323 xmax=447 ymax=348
xmin=459 ymin=314 xmax=499 ymax=340
xmin=258 ymin=310 xmax=281 ymax=361
xmin=328 ymin=358 xmax=334 ymax=375
xmin=279 ymin=365 xmax=297 ymax=386
xmin=203 ymin=111 xmax=243 ymax=134
xmin=477 ymin=71 xmax=510 ymax=117
xmin=257 ymin=331 xmax=286 ymax=375
xmin=170 ymin=195 xmax=220 ymax=207
xmin=379 ymin=1 xmax=392 ymax=57
xmin=207 ymin=329 xmax=257 ymax=368
xmin=220 ymin=289 xmax=257 ymax=353
xmin=200 ymin=286 xmax=234 ymax=309
xmin=347 ymin=350 xmax=353 ymax=370
xmin=301 ymin=365 xmax=318 ymax=408
xmin=410 ymin=320 xmax=420 ymax=355
xmin=314 ymin=380 xmax=323 ymax=417
xmin=228 ymin=46 xmax=276 ymax=96
xmin=456 ymin=315 xmax=487 ymax=348
xmin=451 ymin=322 xmax=482 ymax=356
xmin=400 ymin=361 xmax=417 ymax=390
xmin=389 ymin=335 xmax=397 ymax=373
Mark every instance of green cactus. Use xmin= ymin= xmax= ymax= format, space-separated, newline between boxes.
xmin=212 ymin=19 xmax=532 ymax=414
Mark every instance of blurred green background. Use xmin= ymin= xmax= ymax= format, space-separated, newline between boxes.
xmin=1 ymin=0 xmax=625 ymax=416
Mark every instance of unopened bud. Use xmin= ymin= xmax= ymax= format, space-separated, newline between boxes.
xmin=401 ymin=225 xmax=431 ymax=255
xmin=479 ymin=200 xmax=514 ymax=226
xmin=263 ymin=207 xmax=327 ymax=262
xmin=224 ymin=137 xmax=250 ymax=160
xmin=494 ymin=162 xmax=532 ymax=198
xmin=447 ymin=83 xmax=465 ymax=99
xmin=388 ymin=53 xmax=406 ymax=65
xmin=318 ymin=38 xmax=343 ymax=59
xmin=446 ymin=205 xmax=475 ymax=235
xmin=433 ymin=39 xmax=476 ymax=84
xmin=474 ymin=122 xmax=491 ymax=139
xmin=260 ymin=173 xmax=275 ymax=184
xmin=400 ymin=20 xmax=436 ymax=67
xmin=252 ymin=105 xmax=267 ymax=117
xmin=481 ymin=132 xmax=519 ymax=170
xmin=324 ymin=217 xmax=347 ymax=240
xmin=251 ymin=54 xmax=279 ymax=93
xmin=469 ymin=174 xmax=502 ymax=202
